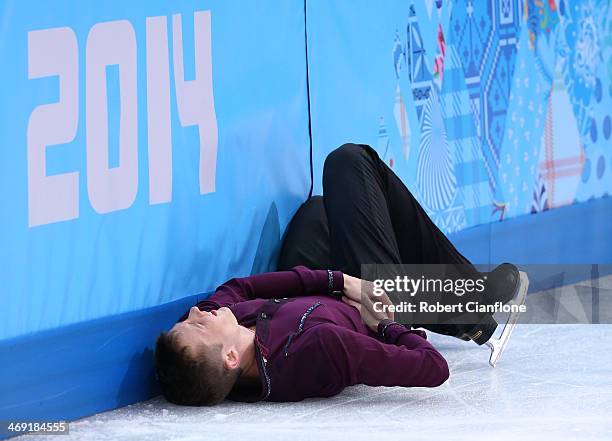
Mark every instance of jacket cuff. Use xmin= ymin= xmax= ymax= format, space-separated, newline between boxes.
xmin=377 ymin=318 xmax=399 ymax=341
xmin=378 ymin=319 xmax=428 ymax=344
xmin=329 ymin=270 xmax=344 ymax=293
xmin=325 ymin=269 xmax=344 ymax=299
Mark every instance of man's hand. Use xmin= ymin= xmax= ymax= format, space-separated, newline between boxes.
xmin=342 ymin=274 xmax=395 ymax=332
xmin=341 ymin=274 xmax=362 ymax=304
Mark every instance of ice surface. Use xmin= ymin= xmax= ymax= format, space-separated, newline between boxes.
xmin=16 ymin=325 xmax=612 ymax=441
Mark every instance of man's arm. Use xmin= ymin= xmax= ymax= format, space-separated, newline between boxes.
xmin=314 ymin=322 xmax=449 ymax=390
xmin=177 ymin=266 xmax=344 ymax=319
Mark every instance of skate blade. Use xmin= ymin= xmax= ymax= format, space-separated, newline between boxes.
xmin=485 ymin=271 xmax=529 ymax=367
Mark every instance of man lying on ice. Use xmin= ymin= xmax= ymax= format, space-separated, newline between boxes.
xmin=155 ymin=143 xmax=526 ymax=405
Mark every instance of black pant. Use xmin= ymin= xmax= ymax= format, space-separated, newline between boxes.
xmin=277 ymin=143 xmax=486 ymax=340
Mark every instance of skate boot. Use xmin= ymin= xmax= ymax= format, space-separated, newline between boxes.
xmin=484 ymin=263 xmax=522 ymax=304
xmin=460 ymin=264 xmax=529 ymax=366
xmin=461 ymin=314 xmax=498 ymax=345
xmin=482 ymin=263 xmax=529 ymax=367
xmin=458 ymin=264 xmax=518 ymax=345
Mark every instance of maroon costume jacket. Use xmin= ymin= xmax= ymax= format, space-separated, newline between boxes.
xmin=177 ymin=266 xmax=449 ymax=402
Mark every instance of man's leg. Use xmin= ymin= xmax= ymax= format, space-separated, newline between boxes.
xmin=322 ymin=143 xmax=494 ymax=342
xmin=277 ymin=196 xmax=332 ymax=271
xmin=322 ymin=144 xmax=402 ymax=276
xmin=322 ymin=143 xmax=478 ymax=270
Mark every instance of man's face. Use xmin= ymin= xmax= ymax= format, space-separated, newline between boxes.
xmin=170 ymin=306 xmax=240 ymax=359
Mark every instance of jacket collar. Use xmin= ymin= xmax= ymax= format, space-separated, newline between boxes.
xmin=227 ymin=319 xmax=272 ymax=402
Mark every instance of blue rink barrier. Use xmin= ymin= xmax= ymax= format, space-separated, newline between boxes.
xmin=451 ymin=196 xmax=612 ymax=267
xmin=2 ymin=196 xmax=611 ymax=437
xmin=1 ymin=0 xmax=611 ymax=436
xmin=0 ymin=0 xmax=310 ymax=435
xmin=0 ymin=0 xmax=310 ymax=341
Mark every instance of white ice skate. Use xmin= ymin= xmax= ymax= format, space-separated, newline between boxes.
xmin=485 ymin=271 xmax=529 ymax=367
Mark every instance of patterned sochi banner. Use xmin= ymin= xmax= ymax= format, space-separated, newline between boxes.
xmin=308 ymin=0 xmax=611 ymax=233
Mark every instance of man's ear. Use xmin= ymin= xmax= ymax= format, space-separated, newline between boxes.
xmin=223 ymin=348 xmax=240 ymax=370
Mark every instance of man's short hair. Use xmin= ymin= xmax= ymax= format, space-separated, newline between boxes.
xmin=155 ymin=331 xmax=242 ymax=406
